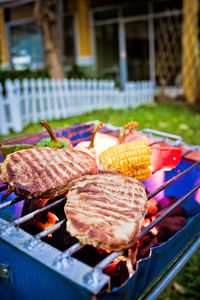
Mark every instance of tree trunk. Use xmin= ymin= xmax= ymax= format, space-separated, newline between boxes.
xmin=34 ymin=0 xmax=65 ymax=79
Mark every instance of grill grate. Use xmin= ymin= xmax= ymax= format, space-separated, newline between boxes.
xmin=0 ymin=159 xmax=199 ymax=295
xmin=0 ymin=124 xmax=200 ymax=299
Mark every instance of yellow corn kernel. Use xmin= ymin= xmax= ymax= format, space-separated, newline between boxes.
xmin=98 ymin=140 xmax=152 ymax=181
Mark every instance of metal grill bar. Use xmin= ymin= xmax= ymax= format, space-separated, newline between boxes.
xmin=0 ymin=148 xmax=199 ymax=293
xmin=148 ymin=160 xmax=200 ymax=200
xmin=62 ymin=242 xmax=82 ymax=256
xmin=0 ymin=161 xmax=199 ymax=263
xmin=24 ymin=219 xmax=66 ymax=250
xmin=96 ymin=251 xmax=123 ymax=270
xmin=182 ymin=148 xmax=197 ymax=157
xmin=53 ymin=242 xmax=83 ymax=270
xmin=0 ymin=197 xmax=66 ymax=231
xmin=148 ymin=141 xmax=164 ymax=146
xmin=90 ymin=183 xmax=199 ymax=273
xmin=0 ymin=197 xmax=23 ymax=211
xmin=0 ymin=185 xmax=7 ymax=192
xmin=33 ymin=219 xmax=65 ymax=240
xmin=141 ymin=128 xmax=183 ymax=145
xmin=141 ymin=183 xmax=200 ymax=239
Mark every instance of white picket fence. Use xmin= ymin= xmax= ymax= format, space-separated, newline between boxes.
xmin=0 ymin=78 xmax=154 ymax=135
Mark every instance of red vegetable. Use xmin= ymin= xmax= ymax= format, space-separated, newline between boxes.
xmin=150 ymin=143 xmax=182 ymax=173
xmin=119 ymin=123 xmax=182 ymax=173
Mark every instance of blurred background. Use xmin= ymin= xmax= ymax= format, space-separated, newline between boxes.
xmin=0 ymin=0 xmax=200 ymax=104
xmin=0 ymin=2 xmax=200 ymax=299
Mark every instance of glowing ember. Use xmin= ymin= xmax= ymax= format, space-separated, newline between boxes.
xmin=146 ymin=198 xmax=159 ymax=216
xmin=113 ymin=255 xmax=127 ymax=263
xmin=151 ymin=227 xmax=159 ymax=236
xmin=105 ymin=249 xmax=112 ymax=254
xmin=142 ymin=216 xmax=158 ymax=236
xmin=32 ymin=212 xmax=59 ymax=237
xmin=103 ymin=255 xmax=129 ymax=288
xmin=96 ymin=248 xmax=112 ymax=255
xmin=143 ymin=218 xmax=151 ymax=228
xmin=195 ymin=188 xmax=200 ymax=204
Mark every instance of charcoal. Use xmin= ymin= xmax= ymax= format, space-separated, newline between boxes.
xmin=157 ymin=216 xmax=187 ymax=242
xmin=137 ymin=233 xmax=159 ymax=260
xmin=158 ymin=196 xmax=185 ymax=217
xmin=103 ymin=260 xmax=129 ymax=288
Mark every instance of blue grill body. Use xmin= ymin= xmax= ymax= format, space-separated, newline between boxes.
xmin=0 ymin=123 xmax=199 ymax=300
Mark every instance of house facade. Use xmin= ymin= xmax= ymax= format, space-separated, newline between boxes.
xmin=0 ymin=0 xmax=199 ymax=102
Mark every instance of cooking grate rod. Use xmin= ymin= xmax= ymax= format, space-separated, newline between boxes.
xmin=182 ymin=146 xmax=200 ymax=157
xmin=24 ymin=219 xmax=66 ymax=250
xmin=32 ymin=219 xmax=65 ymax=240
xmin=88 ymin=183 xmax=200 ymax=273
xmin=53 ymin=242 xmax=83 ymax=270
xmin=96 ymin=251 xmax=123 ymax=270
xmin=62 ymin=242 xmax=83 ymax=256
xmin=0 ymin=197 xmax=23 ymax=211
xmin=141 ymin=183 xmax=200 ymax=239
xmin=0 ymin=185 xmax=7 ymax=192
xmin=0 ymin=160 xmax=199 ymax=276
xmin=147 ymin=160 xmax=200 ymax=200
xmin=0 ymin=197 xmax=66 ymax=233
xmin=0 ymin=160 xmax=198 ymax=212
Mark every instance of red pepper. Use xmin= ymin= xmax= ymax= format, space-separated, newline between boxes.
xmin=150 ymin=143 xmax=182 ymax=173
xmin=119 ymin=122 xmax=182 ymax=173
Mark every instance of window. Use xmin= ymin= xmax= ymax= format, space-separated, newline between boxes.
xmin=123 ymin=3 xmax=148 ymax=17
xmin=93 ymin=9 xmax=118 ymax=21
xmin=63 ymin=14 xmax=76 ymax=67
xmin=95 ymin=23 xmax=119 ymax=80
xmin=153 ymin=0 xmax=182 ymax=13
xmin=9 ymin=21 xmax=44 ymax=70
xmin=126 ymin=21 xmax=149 ymax=81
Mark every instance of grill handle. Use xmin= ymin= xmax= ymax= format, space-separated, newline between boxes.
xmin=141 ymin=128 xmax=183 ymax=145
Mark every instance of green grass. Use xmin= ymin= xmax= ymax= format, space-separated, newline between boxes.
xmin=1 ymin=102 xmax=200 ymax=144
xmin=158 ymin=250 xmax=200 ymax=300
xmin=0 ymin=101 xmax=200 ymax=299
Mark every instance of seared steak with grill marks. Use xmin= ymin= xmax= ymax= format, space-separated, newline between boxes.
xmin=0 ymin=147 xmax=98 ymax=200
xmin=65 ymin=171 xmax=147 ymax=251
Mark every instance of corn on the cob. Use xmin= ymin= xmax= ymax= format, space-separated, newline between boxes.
xmin=98 ymin=140 xmax=152 ymax=181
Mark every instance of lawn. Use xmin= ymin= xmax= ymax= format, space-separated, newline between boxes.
xmin=0 ymin=101 xmax=200 ymax=299
xmin=0 ymin=101 xmax=200 ymax=145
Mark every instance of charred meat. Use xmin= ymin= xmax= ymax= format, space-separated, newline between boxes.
xmin=0 ymin=147 xmax=98 ymax=200
xmin=65 ymin=171 xmax=147 ymax=251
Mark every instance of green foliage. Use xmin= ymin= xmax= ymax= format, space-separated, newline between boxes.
xmin=0 ymin=67 xmax=49 ymax=94
xmin=66 ymin=64 xmax=102 ymax=79
xmin=1 ymin=102 xmax=200 ymax=145
xmin=0 ymin=67 xmax=49 ymax=82
xmin=158 ymin=250 xmax=200 ymax=300
xmin=0 ymin=65 xmax=109 ymax=95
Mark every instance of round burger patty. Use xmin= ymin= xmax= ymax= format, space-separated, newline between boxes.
xmin=65 ymin=171 xmax=148 ymax=251
xmin=0 ymin=147 xmax=98 ymax=200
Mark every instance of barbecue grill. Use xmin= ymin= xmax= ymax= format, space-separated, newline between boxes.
xmin=0 ymin=122 xmax=200 ymax=300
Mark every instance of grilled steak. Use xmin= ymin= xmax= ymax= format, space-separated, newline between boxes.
xmin=65 ymin=171 xmax=148 ymax=251
xmin=0 ymin=147 xmax=98 ymax=200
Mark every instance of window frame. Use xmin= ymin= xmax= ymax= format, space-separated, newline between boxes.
xmin=6 ymin=17 xmax=44 ymax=69
xmin=91 ymin=3 xmax=182 ymax=86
